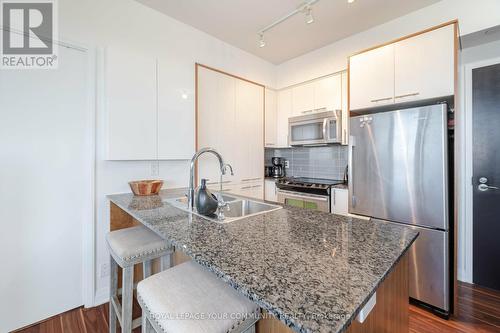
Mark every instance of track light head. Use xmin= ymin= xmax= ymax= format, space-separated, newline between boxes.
xmin=305 ymin=6 xmax=314 ymax=24
xmin=258 ymin=34 xmax=266 ymax=48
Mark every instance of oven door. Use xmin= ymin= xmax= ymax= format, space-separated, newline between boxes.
xmin=277 ymin=189 xmax=330 ymax=213
xmin=326 ymin=111 xmax=342 ymax=143
xmin=288 ymin=118 xmax=327 ymax=146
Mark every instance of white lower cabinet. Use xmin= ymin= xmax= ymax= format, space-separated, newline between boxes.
xmin=264 ymin=179 xmax=278 ymax=202
xmin=331 ymin=188 xmax=349 ymax=216
xmin=229 ymin=180 xmax=264 ymax=200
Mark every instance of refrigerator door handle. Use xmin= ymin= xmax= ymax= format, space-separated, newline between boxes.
xmin=348 ymin=135 xmax=355 ymax=209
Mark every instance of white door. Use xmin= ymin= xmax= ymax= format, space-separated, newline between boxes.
xmin=291 ymin=81 xmax=315 ymax=116
xmin=0 ymin=45 xmax=91 ymax=332
xmin=276 ymin=89 xmax=292 ymax=147
xmin=331 ymin=189 xmax=349 ymax=216
xmin=314 ymin=74 xmax=342 ymax=112
xmin=265 ymin=88 xmax=277 ymax=147
xmin=349 ymin=44 xmax=395 ymax=110
xmin=394 ymin=24 xmax=455 ymax=103
xmin=105 ymin=45 xmax=157 ymax=160
xmin=157 ymin=55 xmax=195 ymax=160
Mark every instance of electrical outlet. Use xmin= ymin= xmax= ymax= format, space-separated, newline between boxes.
xmin=100 ymin=263 xmax=110 ymax=278
xmin=150 ymin=161 xmax=159 ymax=176
xmin=284 ymin=160 xmax=290 ymax=168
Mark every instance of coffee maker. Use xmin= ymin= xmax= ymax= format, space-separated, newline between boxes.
xmin=271 ymin=157 xmax=285 ymax=178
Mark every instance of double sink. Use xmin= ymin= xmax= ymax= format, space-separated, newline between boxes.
xmin=165 ymin=194 xmax=282 ymax=224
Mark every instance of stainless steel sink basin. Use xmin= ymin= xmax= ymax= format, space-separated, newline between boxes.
xmin=164 ymin=193 xmax=282 ymax=223
xmin=173 ymin=194 xmax=238 ymax=205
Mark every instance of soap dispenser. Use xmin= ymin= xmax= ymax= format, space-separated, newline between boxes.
xmin=195 ymin=179 xmax=219 ymax=216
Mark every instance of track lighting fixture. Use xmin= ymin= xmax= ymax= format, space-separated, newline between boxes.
xmin=256 ymin=0 xmax=319 ymax=48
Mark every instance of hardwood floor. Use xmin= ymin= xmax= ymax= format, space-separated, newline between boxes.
xmin=12 ymin=282 xmax=500 ymax=333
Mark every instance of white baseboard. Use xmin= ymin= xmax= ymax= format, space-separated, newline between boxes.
xmin=92 ymin=287 xmax=109 ymax=307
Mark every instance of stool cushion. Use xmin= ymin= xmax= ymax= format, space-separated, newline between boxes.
xmin=106 ymin=226 xmax=171 ymax=266
xmin=137 ymin=261 xmax=260 ymax=333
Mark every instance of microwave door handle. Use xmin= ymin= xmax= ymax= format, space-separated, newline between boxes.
xmin=337 ymin=113 xmax=342 ymax=141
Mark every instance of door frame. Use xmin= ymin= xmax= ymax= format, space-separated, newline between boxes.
xmin=460 ymin=56 xmax=500 ymax=283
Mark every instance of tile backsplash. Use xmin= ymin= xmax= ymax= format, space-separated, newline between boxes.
xmin=265 ymin=146 xmax=348 ymax=180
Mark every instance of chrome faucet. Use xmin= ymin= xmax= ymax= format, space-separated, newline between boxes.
xmin=188 ymin=147 xmax=234 ymax=212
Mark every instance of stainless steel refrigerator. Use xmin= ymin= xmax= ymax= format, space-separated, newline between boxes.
xmin=349 ymin=103 xmax=450 ymax=314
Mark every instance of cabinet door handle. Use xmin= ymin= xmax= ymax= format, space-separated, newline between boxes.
xmin=395 ymin=92 xmax=420 ymax=99
xmin=333 ymin=190 xmax=336 ymax=206
xmin=252 ymin=185 xmax=262 ymax=188
xmin=242 ymin=177 xmax=261 ymax=182
xmin=265 ymin=143 xmax=275 ymax=146
xmin=301 ymin=109 xmax=314 ymax=114
xmin=241 ymin=186 xmax=252 ymax=189
xmin=343 ymin=129 xmax=347 ymax=143
xmin=370 ymin=97 xmax=392 ymax=103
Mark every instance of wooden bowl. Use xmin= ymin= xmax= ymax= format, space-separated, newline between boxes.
xmin=128 ymin=180 xmax=163 ymax=196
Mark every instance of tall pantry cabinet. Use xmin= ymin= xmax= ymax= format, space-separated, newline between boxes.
xmin=196 ymin=65 xmax=264 ymax=199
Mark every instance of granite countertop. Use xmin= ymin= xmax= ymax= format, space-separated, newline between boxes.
xmin=108 ymin=189 xmax=418 ymax=333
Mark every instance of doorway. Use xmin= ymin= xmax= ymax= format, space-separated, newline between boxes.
xmin=471 ymin=62 xmax=500 ymax=291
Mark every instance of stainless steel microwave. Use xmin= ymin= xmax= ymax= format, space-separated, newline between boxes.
xmin=288 ymin=110 xmax=342 ymax=146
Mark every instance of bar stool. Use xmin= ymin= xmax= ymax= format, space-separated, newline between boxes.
xmin=137 ymin=261 xmax=260 ymax=333
xmin=106 ymin=225 xmax=174 ymax=333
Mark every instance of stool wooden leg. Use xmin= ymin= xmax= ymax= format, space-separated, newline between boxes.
xmin=143 ymin=260 xmax=152 ymax=279
xmin=122 ymin=266 xmax=134 ymax=333
xmin=109 ymin=256 xmax=118 ymax=333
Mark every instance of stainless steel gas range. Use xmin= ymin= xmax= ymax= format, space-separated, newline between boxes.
xmin=275 ymin=177 xmax=345 ymax=213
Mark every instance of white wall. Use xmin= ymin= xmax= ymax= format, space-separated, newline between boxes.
xmin=276 ymin=0 xmax=500 ymax=88
xmin=57 ymin=0 xmax=276 ymax=305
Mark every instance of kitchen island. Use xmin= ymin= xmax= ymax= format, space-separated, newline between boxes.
xmin=108 ymin=189 xmax=418 ymax=333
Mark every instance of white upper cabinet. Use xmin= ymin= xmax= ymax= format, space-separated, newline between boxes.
xmin=349 ymin=23 xmax=456 ymax=111
xmin=276 ymin=88 xmax=292 ymax=147
xmin=265 ymin=88 xmax=277 ymax=147
xmin=314 ymin=74 xmax=342 ymax=112
xmin=292 ymin=81 xmax=315 ymax=116
xmin=394 ymin=25 xmax=455 ymax=103
xmin=197 ymin=66 xmax=263 ymax=199
xmin=105 ymin=46 xmax=194 ymax=160
xmin=105 ymin=46 xmax=157 ymax=160
xmin=349 ymin=44 xmax=395 ymax=110
xmin=157 ymin=56 xmax=194 ymax=160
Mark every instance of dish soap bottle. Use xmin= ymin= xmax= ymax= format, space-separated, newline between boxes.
xmin=195 ymin=179 xmax=218 ymax=216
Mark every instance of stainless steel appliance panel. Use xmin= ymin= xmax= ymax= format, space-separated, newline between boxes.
xmin=349 ymin=104 xmax=449 ymax=230
xmin=277 ymin=189 xmax=330 ymax=213
xmin=373 ymin=219 xmax=449 ymax=311
xmin=289 ymin=110 xmax=341 ymax=146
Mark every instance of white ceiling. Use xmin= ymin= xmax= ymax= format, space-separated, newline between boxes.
xmin=136 ymin=0 xmax=441 ymax=64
